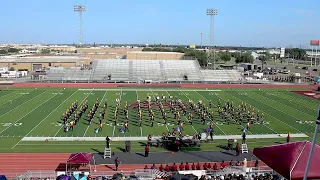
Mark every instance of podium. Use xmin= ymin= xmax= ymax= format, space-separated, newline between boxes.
xmin=104 ymin=147 xmax=111 ymax=159
xmin=241 ymin=144 xmax=248 ymax=153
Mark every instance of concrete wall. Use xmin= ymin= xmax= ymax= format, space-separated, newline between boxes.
xmin=77 ymin=48 xmax=143 ymax=55
xmin=0 ymin=62 xmax=77 ymax=71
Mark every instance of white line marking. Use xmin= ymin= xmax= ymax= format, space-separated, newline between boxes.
xmin=0 ymin=90 xmax=46 ymax=118
xmin=112 ymin=126 xmax=115 ymax=137
xmin=273 ymin=92 xmax=317 ymax=111
xmin=225 ymin=91 xmax=303 ymax=133
xmin=140 ymin=127 xmax=143 ymax=137
xmin=190 ymin=90 xmax=227 ymax=135
xmin=179 ymin=91 xmax=198 ymax=134
xmin=53 ymin=89 xmax=89 ymax=137
xmin=12 ymin=90 xmax=71 ymax=148
xmin=245 ymin=92 xmax=315 ymax=128
xmin=0 ymin=90 xmax=55 ymax=134
xmin=112 ymin=88 xmax=123 ymax=137
xmin=254 ymin=91 xmax=315 ymax=120
xmin=135 ymin=90 xmax=144 ymax=136
xmin=151 ymin=89 xmax=169 ymax=131
xmin=0 ymin=90 xmax=27 ymax=105
xmin=83 ymin=90 xmax=107 ymax=137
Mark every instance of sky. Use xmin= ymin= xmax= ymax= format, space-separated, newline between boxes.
xmin=0 ymin=0 xmax=319 ymax=47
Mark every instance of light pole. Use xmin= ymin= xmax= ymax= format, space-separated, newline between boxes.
xmin=74 ymin=5 xmax=86 ymax=47
xmin=207 ymin=8 xmax=218 ymax=69
xmin=200 ymin=33 xmax=203 ymax=48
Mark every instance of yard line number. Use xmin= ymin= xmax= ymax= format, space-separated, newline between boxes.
xmin=1 ymin=123 xmax=22 ymax=127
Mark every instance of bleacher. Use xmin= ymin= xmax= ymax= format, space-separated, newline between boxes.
xmin=44 ymin=59 xmax=244 ymax=83
xmin=200 ymin=70 xmax=244 ymax=82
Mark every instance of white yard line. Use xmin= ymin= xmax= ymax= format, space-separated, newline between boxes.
xmin=272 ymin=92 xmax=317 ymax=111
xmin=151 ymin=89 xmax=169 ymax=131
xmin=0 ymin=90 xmax=47 ymax=118
xmin=83 ymin=90 xmax=108 ymax=137
xmin=191 ymin=90 xmax=228 ymax=135
xmin=246 ymin=93 xmax=315 ymax=129
xmin=112 ymin=88 xmax=123 ymax=137
xmin=179 ymin=91 xmax=198 ymax=134
xmin=53 ymin=89 xmax=91 ymax=137
xmin=135 ymin=90 xmax=144 ymax=136
xmin=12 ymin=90 xmax=71 ymax=149
xmin=254 ymin=92 xmax=315 ymax=120
xmin=0 ymin=90 xmax=57 ymax=135
xmin=0 ymin=89 xmax=36 ymax=107
xmin=225 ymin=91 xmax=303 ymax=134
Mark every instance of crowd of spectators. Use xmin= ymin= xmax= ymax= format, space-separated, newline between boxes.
xmin=142 ymin=160 xmax=253 ymax=172
xmin=199 ymin=173 xmax=274 ymax=180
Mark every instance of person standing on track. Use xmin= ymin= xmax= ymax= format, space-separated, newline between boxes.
xmin=114 ymin=157 xmax=120 ymax=171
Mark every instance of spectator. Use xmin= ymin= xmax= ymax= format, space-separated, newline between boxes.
xmin=207 ymin=163 xmax=211 ymax=170
xmin=220 ymin=161 xmax=226 ymax=169
xmin=229 ymin=160 xmax=234 ymax=166
xmin=191 ymin=163 xmax=196 ymax=170
xmin=144 ymin=165 xmax=148 ymax=170
xmin=203 ymin=163 xmax=207 ymax=170
xmin=196 ymin=163 xmax=201 ymax=170
xmin=145 ymin=145 xmax=150 ymax=157
xmin=287 ymin=133 xmax=290 ymax=143
xmin=164 ymin=164 xmax=170 ymax=171
xmin=172 ymin=163 xmax=178 ymax=171
xmin=236 ymin=161 xmax=241 ymax=166
xmin=213 ymin=163 xmax=218 ymax=170
xmin=179 ymin=163 xmax=185 ymax=170
xmin=151 ymin=164 xmax=157 ymax=169
xmin=235 ymin=143 xmax=240 ymax=156
xmin=255 ymin=160 xmax=259 ymax=168
xmin=159 ymin=164 xmax=164 ymax=172
xmin=185 ymin=162 xmax=190 ymax=170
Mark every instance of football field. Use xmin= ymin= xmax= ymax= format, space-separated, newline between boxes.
xmin=0 ymin=87 xmax=318 ymax=153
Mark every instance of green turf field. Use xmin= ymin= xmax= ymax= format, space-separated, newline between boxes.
xmin=0 ymin=87 xmax=318 ymax=153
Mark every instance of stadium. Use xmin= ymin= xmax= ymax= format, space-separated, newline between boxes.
xmin=1 ymin=4 xmax=320 ymax=180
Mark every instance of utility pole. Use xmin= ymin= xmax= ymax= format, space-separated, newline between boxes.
xmin=200 ymin=33 xmax=203 ymax=48
xmin=74 ymin=5 xmax=86 ymax=47
xmin=207 ymin=9 xmax=218 ymax=69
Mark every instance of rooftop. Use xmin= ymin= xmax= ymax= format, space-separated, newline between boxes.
xmin=0 ymin=57 xmax=86 ymax=63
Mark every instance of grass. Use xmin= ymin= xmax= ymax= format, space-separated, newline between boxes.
xmin=0 ymin=87 xmax=318 ymax=153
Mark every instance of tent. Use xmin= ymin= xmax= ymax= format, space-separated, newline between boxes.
xmin=253 ymin=141 xmax=320 ymax=180
xmin=66 ymin=152 xmax=96 ymax=173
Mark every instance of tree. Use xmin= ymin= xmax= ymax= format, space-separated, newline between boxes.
xmin=7 ymin=48 xmax=19 ymax=53
xmin=258 ymin=52 xmax=271 ymax=69
xmin=285 ymin=48 xmax=307 ymax=60
xmin=40 ymin=49 xmax=51 ymax=54
xmin=235 ymin=52 xmax=254 ymax=63
xmin=217 ymin=51 xmax=231 ymax=62
xmin=0 ymin=49 xmax=7 ymax=54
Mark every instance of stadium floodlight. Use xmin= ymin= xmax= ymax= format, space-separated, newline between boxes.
xmin=74 ymin=5 xmax=86 ymax=46
xmin=206 ymin=8 xmax=218 ymax=69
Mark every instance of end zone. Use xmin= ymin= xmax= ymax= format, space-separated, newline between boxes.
xmin=21 ymin=133 xmax=308 ymax=142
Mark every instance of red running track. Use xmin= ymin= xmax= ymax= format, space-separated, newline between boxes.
xmin=12 ymin=82 xmax=318 ymax=90
xmin=0 ymin=153 xmax=267 ymax=177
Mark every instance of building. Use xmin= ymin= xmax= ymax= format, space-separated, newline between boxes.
xmin=126 ymin=51 xmax=185 ymax=60
xmin=0 ymin=56 xmax=91 ymax=71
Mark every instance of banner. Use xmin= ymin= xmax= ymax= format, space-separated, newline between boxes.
xmin=310 ymin=40 xmax=320 ymax=46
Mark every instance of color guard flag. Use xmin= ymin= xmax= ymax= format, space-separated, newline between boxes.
xmin=317 ymin=105 xmax=320 ymax=125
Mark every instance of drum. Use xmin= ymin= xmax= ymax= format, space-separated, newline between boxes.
xmin=201 ymin=133 xmax=207 ymax=140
